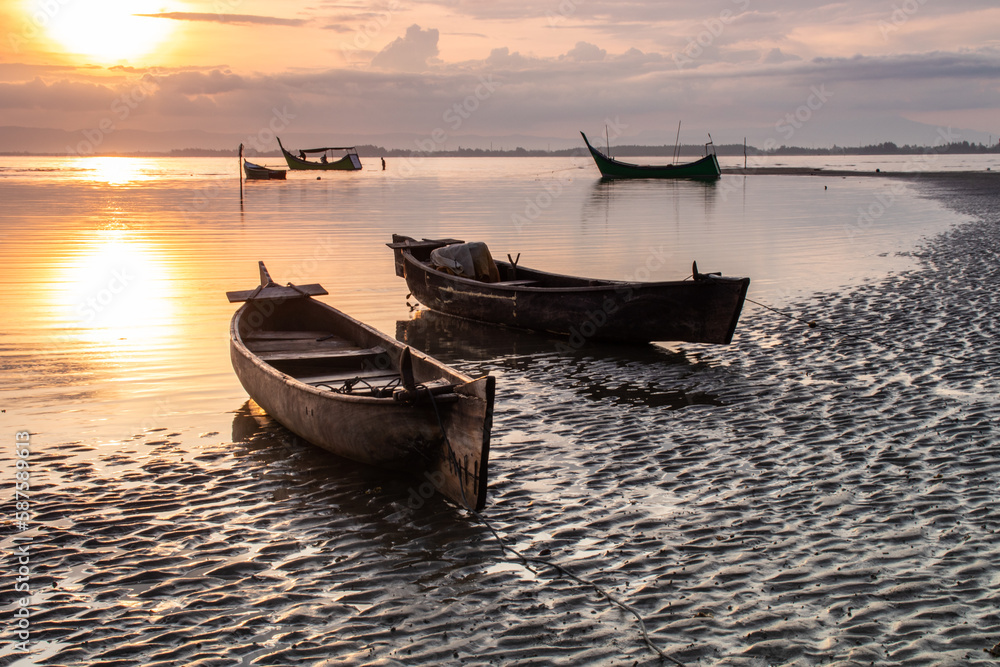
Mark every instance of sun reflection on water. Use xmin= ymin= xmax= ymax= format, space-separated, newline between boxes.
xmin=75 ymin=157 xmax=159 ymax=186
xmin=56 ymin=230 xmax=175 ymax=348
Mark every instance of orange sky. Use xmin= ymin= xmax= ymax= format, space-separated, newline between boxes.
xmin=2 ymin=0 xmax=999 ymax=150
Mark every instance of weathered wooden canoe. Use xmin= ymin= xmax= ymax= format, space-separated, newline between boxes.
xmin=388 ymin=235 xmax=750 ymax=345
xmin=227 ymin=262 xmax=495 ymax=511
xmin=580 ymin=131 xmax=721 ymax=180
xmin=243 ymin=160 xmax=286 ymax=180
xmin=277 ymin=137 xmax=362 ymax=171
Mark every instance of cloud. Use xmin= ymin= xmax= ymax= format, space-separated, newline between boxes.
xmin=156 ymin=70 xmax=246 ymax=96
xmin=134 ymin=13 xmax=310 ymax=27
xmin=804 ymin=49 xmax=1000 ymax=83
xmin=0 ymin=64 xmax=85 ymax=83
xmin=0 ymin=77 xmax=118 ymax=110
xmin=761 ymin=48 xmax=801 ymax=64
xmin=485 ymin=47 xmax=533 ymax=70
xmin=562 ymin=42 xmax=606 ymax=62
xmin=371 ymin=25 xmax=440 ymax=71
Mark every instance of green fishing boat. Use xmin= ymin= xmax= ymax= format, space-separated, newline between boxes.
xmin=580 ymin=131 xmax=721 ymax=180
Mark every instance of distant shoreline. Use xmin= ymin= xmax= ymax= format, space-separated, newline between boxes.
xmin=2 ymin=140 xmax=999 ymax=160
xmin=721 ymin=167 xmax=998 ymax=177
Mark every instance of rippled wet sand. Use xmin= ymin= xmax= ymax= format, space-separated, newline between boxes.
xmin=5 ymin=173 xmax=1000 ymax=666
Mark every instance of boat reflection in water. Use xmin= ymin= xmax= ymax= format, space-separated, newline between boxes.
xmin=395 ymin=309 xmax=728 ymax=411
xmin=230 ymin=399 xmax=391 ymax=493
xmin=395 ymin=307 xmax=558 ymax=361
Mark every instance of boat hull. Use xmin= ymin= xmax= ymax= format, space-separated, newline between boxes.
xmin=243 ymin=161 xmax=286 ymax=180
xmin=229 ymin=284 xmax=494 ymax=510
xmin=581 ymin=131 xmax=721 ymax=180
xmin=390 ymin=236 xmax=749 ymax=345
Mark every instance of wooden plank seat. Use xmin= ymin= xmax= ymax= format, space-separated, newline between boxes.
xmin=255 ymin=345 xmax=386 ymax=363
xmin=243 ymin=330 xmax=330 ymax=341
xmin=227 ymin=283 xmax=327 ymax=303
xmin=245 ymin=332 xmax=360 ymax=352
xmin=386 ymin=238 xmax=463 ymax=250
xmin=493 ymin=280 xmax=537 ymax=286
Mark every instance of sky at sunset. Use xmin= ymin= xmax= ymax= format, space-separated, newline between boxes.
xmin=1 ymin=0 xmax=999 ymax=152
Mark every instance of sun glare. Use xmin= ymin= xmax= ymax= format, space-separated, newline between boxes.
xmin=58 ymin=231 xmax=175 ymax=345
xmin=76 ymin=157 xmax=158 ymax=186
xmin=33 ymin=0 xmax=177 ymax=63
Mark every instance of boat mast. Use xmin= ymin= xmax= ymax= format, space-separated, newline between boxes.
xmin=673 ymin=121 xmax=682 ymax=163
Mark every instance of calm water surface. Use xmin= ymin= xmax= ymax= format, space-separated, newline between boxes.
xmin=0 ymin=155 xmax=973 ymax=445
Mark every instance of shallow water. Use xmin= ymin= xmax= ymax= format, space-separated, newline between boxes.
xmin=1 ymin=157 xmax=998 ymax=666
xmin=0 ymin=156 xmax=971 ymax=438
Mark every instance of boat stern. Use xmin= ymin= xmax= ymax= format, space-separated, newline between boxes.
xmin=429 ymin=374 xmax=495 ymax=511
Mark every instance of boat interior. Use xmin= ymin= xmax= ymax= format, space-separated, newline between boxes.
xmin=239 ymin=299 xmax=456 ymax=400
xmin=245 ymin=329 xmax=399 ymax=395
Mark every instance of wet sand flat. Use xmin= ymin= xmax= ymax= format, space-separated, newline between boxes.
xmin=2 ymin=169 xmax=999 ymax=666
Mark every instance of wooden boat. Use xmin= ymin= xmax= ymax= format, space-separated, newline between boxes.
xmin=580 ymin=131 xmax=721 ymax=180
xmin=388 ymin=235 xmax=750 ymax=345
xmin=243 ymin=160 xmax=286 ymax=180
xmin=227 ymin=262 xmax=495 ymax=511
xmin=277 ymin=137 xmax=362 ymax=171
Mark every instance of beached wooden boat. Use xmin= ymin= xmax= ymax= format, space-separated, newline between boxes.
xmin=277 ymin=137 xmax=362 ymax=171
xmin=243 ymin=160 xmax=287 ymax=180
xmin=227 ymin=262 xmax=495 ymax=511
xmin=580 ymin=131 xmax=721 ymax=180
xmin=388 ymin=235 xmax=749 ymax=345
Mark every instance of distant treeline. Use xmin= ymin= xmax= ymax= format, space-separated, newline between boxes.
xmin=559 ymin=140 xmax=1000 ymax=157
xmin=7 ymin=140 xmax=999 ymax=158
xmin=181 ymin=140 xmax=1000 ymax=158
xmin=755 ymin=141 xmax=1000 ymax=156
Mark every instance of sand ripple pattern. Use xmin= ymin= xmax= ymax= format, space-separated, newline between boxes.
xmin=6 ymin=175 xmax=1000 ymax=666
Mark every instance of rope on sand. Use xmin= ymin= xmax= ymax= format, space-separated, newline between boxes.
xmin=432 ymin=404 xmax=680 ymax=663
xmin=434 ymin=395 xmax=683 ymax=664
xmin=471 ymin=509 xmax=685 ymax=666
xmin=745 ymin=297 xmax=972 ymax=364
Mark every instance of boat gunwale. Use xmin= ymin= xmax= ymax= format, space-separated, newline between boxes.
xmin=588 ymin=150 xmax=719 ymax=173
xmin=243 ymin=160 xmax=282 ymax=171
xmin=398 ymin=245 xmax=747 ymax=292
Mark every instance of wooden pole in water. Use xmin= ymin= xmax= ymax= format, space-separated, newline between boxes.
xmin=744 ymin=137 xmax=747 ymax=170
xmin=238 ymin=143 xmax=244 ymax=209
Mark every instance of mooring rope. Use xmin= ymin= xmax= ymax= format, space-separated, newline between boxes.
xmin=745 ymin=297 xmax=972 ymax=364
xmin=425 ymin=383 xmax=683 ymax=664
xmin=527 ymin=164 xmax=586 ymax=178
xmin=469 ymin=508 xmax=684 ymax=665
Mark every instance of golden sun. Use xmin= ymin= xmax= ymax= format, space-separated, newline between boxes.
xmin=31 ymin=0 xmax=177 ymax=63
